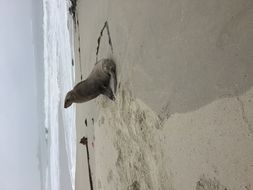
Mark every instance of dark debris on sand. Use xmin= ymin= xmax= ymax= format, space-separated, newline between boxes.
xmin=68 ymin=0 xmax=83 ymax=80
xmin=80 ymin=136 xmax=94 ymax=190
xmin=69 ymin=0 xmax=77 ymax=22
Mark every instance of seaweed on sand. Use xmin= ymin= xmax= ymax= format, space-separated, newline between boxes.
xmin=80 ymin=136 xmax=94 ymax=190
xmin=69 ymin=0 xmax=77 ymax=22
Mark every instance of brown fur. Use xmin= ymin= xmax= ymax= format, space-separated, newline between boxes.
xmin=64 ymin=58 xmax=117 ymax=108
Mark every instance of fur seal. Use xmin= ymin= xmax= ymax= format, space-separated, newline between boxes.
xmin=64 ymin=58 xmax=117 ymax=108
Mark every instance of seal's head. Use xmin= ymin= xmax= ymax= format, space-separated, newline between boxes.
xmin=64 ymin=90 xmax=75 ymax=108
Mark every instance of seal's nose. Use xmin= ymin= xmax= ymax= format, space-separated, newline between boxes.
xmin=64 ymin=100 xmax=72 ymax=108
xmin=64 ymin=102 xmax=68 ymax=108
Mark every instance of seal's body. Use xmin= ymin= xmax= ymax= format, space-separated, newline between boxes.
xmin=64 ymin=59 xmax=117 ymax=108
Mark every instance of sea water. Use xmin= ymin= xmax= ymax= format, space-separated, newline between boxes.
xmin=43 ymin=0 xmax=76 ymax=189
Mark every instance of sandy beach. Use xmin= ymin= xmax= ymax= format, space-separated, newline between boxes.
xmin=73 ymin=0 xmax=253 ymax=190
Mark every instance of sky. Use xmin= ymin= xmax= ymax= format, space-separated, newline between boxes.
xmin=0 ymin=0 xmax=42 ymax=189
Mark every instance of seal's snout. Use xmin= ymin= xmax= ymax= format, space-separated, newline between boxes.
xmin=64 ymin=100 xmax=72 ymax=108
xmin=64 ymin=91 xmax=74 ymax=108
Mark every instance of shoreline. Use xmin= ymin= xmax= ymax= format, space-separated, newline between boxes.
xmin=70 ymin=2 xmax=96 ymax=189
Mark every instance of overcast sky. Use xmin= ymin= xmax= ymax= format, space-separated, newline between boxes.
xmin=0 ymin=0 xmax=42 ymax=189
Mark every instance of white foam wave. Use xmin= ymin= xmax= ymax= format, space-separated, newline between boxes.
xmin=43 ymin=0 xmax=76 ymax=189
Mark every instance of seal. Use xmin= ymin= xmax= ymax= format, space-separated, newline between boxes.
xmin=64 ymin=58 xmax=117 ymax=108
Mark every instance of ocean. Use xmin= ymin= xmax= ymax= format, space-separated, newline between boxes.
xmin=42 ymin=0 xmax=76 ymax=189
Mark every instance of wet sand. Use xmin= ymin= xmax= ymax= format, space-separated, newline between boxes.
xmin=73 ymin=1 xmax=98 ymax=189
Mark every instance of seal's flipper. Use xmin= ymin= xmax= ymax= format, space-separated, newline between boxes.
xmin=109 ymin=70 xmax=117 ymax=94
xmin=102 ymin=86 xmax=115 ymax=101
xmin=105 ymin=58 xmax=117 ymax=94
